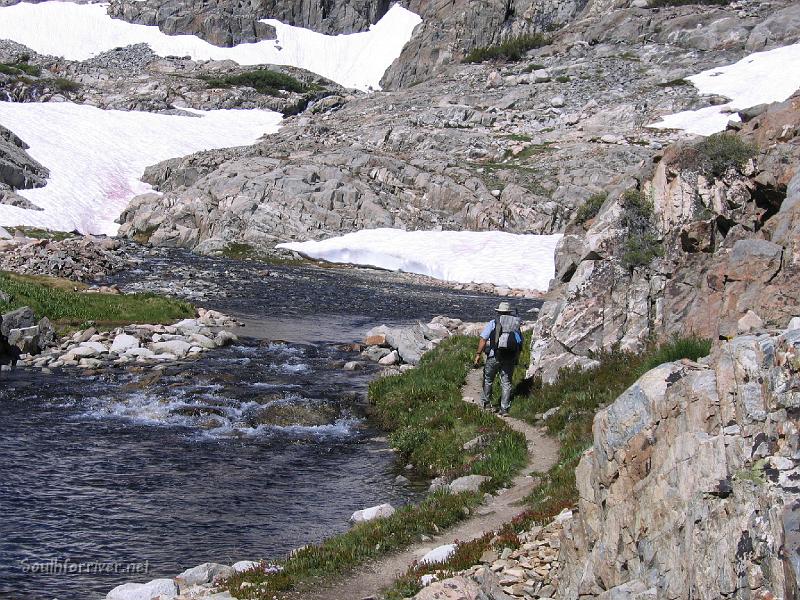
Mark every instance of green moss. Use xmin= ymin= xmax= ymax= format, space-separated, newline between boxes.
xmin=0 ymin=271 xmax=194 ymax=327
xmin=465 ymin=34 xmax=551 ymax=63
xmin=555 ymin=75 xmax=570 ymax=83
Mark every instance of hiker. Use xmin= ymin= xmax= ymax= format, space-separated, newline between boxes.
xmin=473 ymin=301 xmax=523 ymax=415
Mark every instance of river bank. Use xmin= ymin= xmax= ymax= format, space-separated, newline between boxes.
xmin=0 ymin=246 xmax=541 ymax=600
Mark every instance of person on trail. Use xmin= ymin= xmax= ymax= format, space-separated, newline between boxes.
xmin=473 ymin=301 xmax=523 ymax=416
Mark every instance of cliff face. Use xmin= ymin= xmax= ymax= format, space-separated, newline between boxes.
xmin=558 ymin=325 xmax=800 ymax=599
xmin=107 ymin=0 xmax=392 ymax=46
xmin=528 ymin=95 xmax=800 ymax=383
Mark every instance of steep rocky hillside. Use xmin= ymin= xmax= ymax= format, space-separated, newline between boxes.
xmin=114 ymin=0 xmax=799 ymax=255
xmin=528 ymin=93 xmax=800 ymax=382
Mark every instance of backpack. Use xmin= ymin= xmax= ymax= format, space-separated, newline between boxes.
xmin=492 ymin=314 xmax=522 ymax=359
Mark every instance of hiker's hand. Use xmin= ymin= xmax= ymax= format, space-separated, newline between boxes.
xmin=473 ymin=353 xmax=482 ymax=367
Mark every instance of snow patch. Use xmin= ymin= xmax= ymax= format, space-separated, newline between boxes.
xmin=0 ymin=102 xmax=282 ymax=235
xmin=277 ymin=229 xmax=562 ymax=291
xmin=649 ymin=42 xmax=800 ymax=135
xmin=0 ymin=1 xmax=421 ymax=90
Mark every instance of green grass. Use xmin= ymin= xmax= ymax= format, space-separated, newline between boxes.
xmin=201 ymin=69 xmax=311 ymax=96
xmin=0 ymin=271 xmax=194 ymax=327
xmin=371 ymin=336 xmax=527 ymax=486
xmin=223 ymin=336 xmax=529 ymax=598
xmin=574 ymin=192 xmax=607 ymax=225
xmin=465 ymin=34 xmax=551 ymax=63
xmin=384 ymin=336 xmax=712 ymax=598
xmin=12 ymin=227 xmax=77 ymax=241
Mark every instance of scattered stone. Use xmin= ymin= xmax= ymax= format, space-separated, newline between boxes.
xmin=175 ymin=562 xmax=234 ymax=587
xmin=106 ymin=578 xmax=177 ymax=600
xmin=449 ymin=474 xmax=491 ymax=494
xmin=350 ymin=503 xmax=395 ymax=523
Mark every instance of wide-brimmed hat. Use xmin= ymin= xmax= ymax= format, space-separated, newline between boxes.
xmin=495 ymin=301 xmax=513 ymax=313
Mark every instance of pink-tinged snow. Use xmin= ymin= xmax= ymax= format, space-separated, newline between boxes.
xmin=0 ymin=1 xmax=421 ymax=90
xmin=0 ymin=102 xmax=282 ymax=235
xmin=277 ymin=229 xmax=563 ymax=291
xmin=649 ymin=42 xmax=800 ymax=135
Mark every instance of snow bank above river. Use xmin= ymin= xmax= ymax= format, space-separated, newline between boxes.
xmin=0 ymin=1 xmax=421 ymax=90
xmin=649 ymin=42 xmax=800 ymax=135
xmin=277 ymin=229 xmax=563 ymax=291
xmin=0 ymin=102 xmax=282 ymax=235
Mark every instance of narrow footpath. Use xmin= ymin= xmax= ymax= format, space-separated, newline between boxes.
xmin=305 ymin=368 xmax=560 ymax=600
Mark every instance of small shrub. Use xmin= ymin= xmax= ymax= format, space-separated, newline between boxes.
xmin=620 ymin=189 xmax=663 ymax=269
xmin=555 ymin=75 xmax=570 ymax=83
xmin=51 ymin=77 xmax=80 ymax=93
xmin=201 ymin=69 xmax=309 ymax=96
xmin=465 ymin=34 xmax=551 ymax=63
xmin=14 ymin=61 xmax=41 ymax=76
xmin=574 ymin=192 xmax=607 ymax=225
xmin=694 ymin=132 xmax=757 ymax=178
xmin=0 ymin=61 xmax=41 ymax=77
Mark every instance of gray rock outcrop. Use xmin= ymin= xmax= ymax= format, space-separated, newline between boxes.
xmin=558 ymin=324 xmax=800 ymax=599
xmin=0 ymin=124 xmax=48 ymax=210
xmin=528 ymin=94 xmax=800 ymax=382
xmin=107 ymin=0 xmax=391 ymax=46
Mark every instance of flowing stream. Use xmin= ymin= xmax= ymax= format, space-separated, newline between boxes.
xmin=0 ymin=249 xmax=542 ymax=599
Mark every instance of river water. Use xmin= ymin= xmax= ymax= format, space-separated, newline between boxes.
xmin=0 ymin=250 xmax=541 ymax=599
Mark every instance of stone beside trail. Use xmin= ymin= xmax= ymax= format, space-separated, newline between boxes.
xmin=302 ymin=368 xmax=559 ymax=600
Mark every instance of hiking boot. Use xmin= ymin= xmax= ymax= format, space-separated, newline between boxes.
xmin=499 ymin=408 xmax=509 ymax=416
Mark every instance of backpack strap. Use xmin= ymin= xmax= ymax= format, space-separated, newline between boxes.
xmin=491 ymin=318 xmax=502 ymax=352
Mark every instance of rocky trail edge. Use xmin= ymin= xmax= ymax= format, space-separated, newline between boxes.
xmin=304 ymin=367 xmax=560 ymax=600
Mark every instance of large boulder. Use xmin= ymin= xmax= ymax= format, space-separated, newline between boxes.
xmin=1 ymin=306 xmax=35 ymax=337
xmin=111 ymin=334 xmax=140 ymax=353
xmin=449 ymin=475 xmax=491 ymax=494
xmin=175 ymin=562 xmax=234 ymax=588
xmin=106 ymin=578 xmax=177 ymax=600
xmin=350 ymin=503 xmax=395 ymax=524
xmin=558 ymin=327 xmax=800 ymax=599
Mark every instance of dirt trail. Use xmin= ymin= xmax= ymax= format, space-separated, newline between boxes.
xmin=304 ymin=368 xmax=560 ymax=600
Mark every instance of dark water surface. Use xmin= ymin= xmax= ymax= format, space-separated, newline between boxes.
xmin=0 ymin=250 xmax=541 ymax=599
